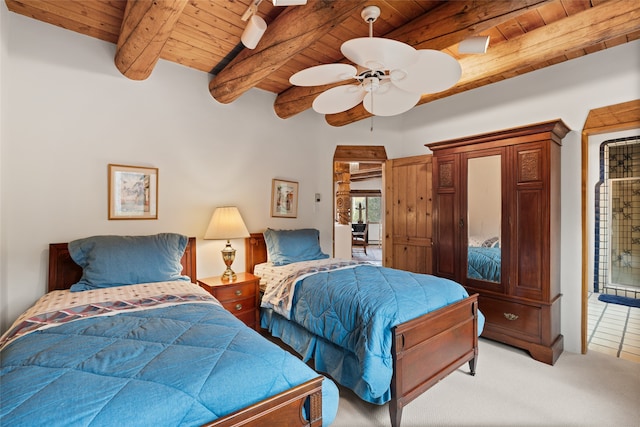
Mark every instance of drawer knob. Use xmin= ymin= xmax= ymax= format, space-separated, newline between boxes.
xmin=235 ymin=289 xmax=243 ymax=296
xmin=235 ymin=303 xmax=243 ymax=311
xmin=503 ymin=312 xmax=519 ymax=321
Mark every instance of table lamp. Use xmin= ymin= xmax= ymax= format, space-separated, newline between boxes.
xmin=204 ymin=206 xmax=250 ymax=281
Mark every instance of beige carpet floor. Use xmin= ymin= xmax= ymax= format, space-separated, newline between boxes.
xmin=330 ymin=338 xmax=640 ymax=427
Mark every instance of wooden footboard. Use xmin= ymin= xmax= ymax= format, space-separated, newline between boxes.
xmin=390 ymin=294 xmax=479 ymax=427
xmin=204 ymin=376 xmax=323 ymax=427
xmin=245 ymin=233 xmax=479 ymax=427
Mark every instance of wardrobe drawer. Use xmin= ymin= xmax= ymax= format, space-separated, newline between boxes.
xmin=480 ymin=296 xmax=541 ymax=340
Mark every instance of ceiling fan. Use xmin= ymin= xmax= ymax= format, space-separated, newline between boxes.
xmin=289 ymin=5 xmax=462 ymax=117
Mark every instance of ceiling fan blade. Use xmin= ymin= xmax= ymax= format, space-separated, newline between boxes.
xmin=312 ymin=85 xmax=366 ymax=114
xmin=390 ymin=50 xmax=462 ymax=94
xmin=363 ymin=83 xmax=420 ymax=117
xmin=341 ymin=37 xmax=416 ymax=71
xmin=289 ymin=63 xmax=357 ymax=86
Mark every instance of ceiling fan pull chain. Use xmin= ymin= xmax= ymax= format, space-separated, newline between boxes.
xmin=370 ymin=92 xmax=374 ymax=132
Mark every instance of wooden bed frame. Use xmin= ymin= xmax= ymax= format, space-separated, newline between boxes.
xmin=47 ymin=237 xmax=324 ymax=427
xmin=245 ymin=232 xmax=479 ymax=427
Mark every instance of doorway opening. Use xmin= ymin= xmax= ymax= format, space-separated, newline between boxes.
xmin=593 ymin=136 xmax=640 ymax=297
xmin=582 ymin=99 xmax=640 ymax=359
xmin=332 ymin=146 xmax=387 ymax=263
xmin=350 ymin=189 xmax=382 ymax=264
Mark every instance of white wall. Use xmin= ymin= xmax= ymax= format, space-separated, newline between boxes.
xmin=0 ymin=0 xmax=7 ymax=339
xmin=2 ymin=4 xmax=639 ymax=355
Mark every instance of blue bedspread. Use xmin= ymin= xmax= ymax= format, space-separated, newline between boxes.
xmin=468 ymin=246 xmax=501 ymax=282
xmin=262 ymin=264 xmax=484 ymax=405
xmin=1 ymin=303 xmax=339 ymax=426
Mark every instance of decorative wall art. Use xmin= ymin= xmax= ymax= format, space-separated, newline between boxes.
xmin=108 ymin=164 xmax=158 ymax=220
xmin=271 ymin=179 xmax=298 ymax=218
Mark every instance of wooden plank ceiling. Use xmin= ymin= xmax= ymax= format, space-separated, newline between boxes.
xmin=5 ymin=0 xmax=640 ymax=127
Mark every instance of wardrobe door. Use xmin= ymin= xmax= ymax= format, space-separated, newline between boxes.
xmin=463 ymin=149 xmax=506 ymax=294
xmin=433 ymin=154 xmax=460 ymax=282
xmin=510 ymin=141 xmax=549 ymax=301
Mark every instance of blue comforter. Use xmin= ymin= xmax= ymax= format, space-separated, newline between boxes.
xmin=1 ymin=303 xmax=339 ymax=426
xmin=262 ymin=264 xmax=484 ymax=404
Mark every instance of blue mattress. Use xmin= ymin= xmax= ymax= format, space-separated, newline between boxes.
xmin=261 ymin=264 xmax=484 ymax=405
xmin=1 ymin=302 xmax=339 ymax=426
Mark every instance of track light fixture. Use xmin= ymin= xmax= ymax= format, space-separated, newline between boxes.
xmin=458 ymin=36 xmax=490 ymax=54
xmin=240 ymin=0 xmax=307 ymax=49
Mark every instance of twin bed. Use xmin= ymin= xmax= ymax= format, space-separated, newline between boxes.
xmin=246 ymin=229 xmax=484 ymax=427
xmin=1 ymin=234 xmax=338 ymax=426
xmin=2 ymin=230 xmax=483 ymax=427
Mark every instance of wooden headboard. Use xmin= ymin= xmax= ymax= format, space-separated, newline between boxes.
xmin=47 ymin=237 xmax=197 ymax=292
xmin=245 ymin=232 xmax=267 ymax=274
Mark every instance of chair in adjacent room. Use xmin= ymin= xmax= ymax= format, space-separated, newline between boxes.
xmin=352 ymin=223 xmax=368 ymax=255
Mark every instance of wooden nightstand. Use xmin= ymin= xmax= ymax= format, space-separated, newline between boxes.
xmin=197 ymin=273 xmax=260 ymax=331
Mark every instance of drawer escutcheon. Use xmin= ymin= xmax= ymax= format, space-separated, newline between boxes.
xmin=503 ymin=312 xmax=519 ymax=321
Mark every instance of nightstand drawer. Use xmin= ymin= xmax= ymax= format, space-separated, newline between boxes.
xmin=214 ymin=282 xmax=256 ymax=302
xmin=197 ymin=273 xmax=260 ymax=331
xmin=220 ymin=296 xmax=256 ymax=314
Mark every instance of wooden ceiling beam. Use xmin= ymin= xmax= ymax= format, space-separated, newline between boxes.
xmin=273 ymin=0 xmax=553 ymax=119
xmin=326 ymin=0 xmax=640 ymax=127
xmin=208 ymin=0 xmax=365 ymax=104
xmin=115 ymin=0 xmax=188 ymax=81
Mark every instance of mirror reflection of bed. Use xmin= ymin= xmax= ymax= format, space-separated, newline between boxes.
xmin=467 ymin=155 xmax=501 ymax=283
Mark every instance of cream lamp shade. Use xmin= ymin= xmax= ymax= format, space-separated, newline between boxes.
xmin=204 ymin=206 xmax=250 ymax=281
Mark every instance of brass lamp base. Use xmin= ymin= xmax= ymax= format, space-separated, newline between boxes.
xmin=221 ymin=240 xmax=237 ymax=281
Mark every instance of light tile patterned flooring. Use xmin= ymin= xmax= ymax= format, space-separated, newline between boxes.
xmin=587 ymin=292 xmax=640 ymax=363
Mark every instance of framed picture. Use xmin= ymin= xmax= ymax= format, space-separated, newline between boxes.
xmin=108 ymin=164 xmax=158 ymax=220
xmin=271 ymin=179 xmax=298 ymax=218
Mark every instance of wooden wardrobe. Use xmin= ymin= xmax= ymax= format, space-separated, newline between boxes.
xmin=427 ymin=120 xmax=570 ymax=365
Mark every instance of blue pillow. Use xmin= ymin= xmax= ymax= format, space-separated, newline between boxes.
xmin=263 ymin=228 xmax=329 ymax=266
xmin=68 ymin=233 xmax=190 ymax=292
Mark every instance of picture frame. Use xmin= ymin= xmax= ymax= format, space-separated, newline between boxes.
xmin=271 ymin=179 xmax=298 ymax=218
xmin=108 ymin=164 xmax=158 ymax=220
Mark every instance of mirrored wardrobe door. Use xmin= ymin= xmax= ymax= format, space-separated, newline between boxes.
xmin=463 ymin=151 xmax=506 ymax=293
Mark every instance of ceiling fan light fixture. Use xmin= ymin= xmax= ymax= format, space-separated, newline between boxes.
xmin=362 ymin=76 xmax=380 ymax=93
